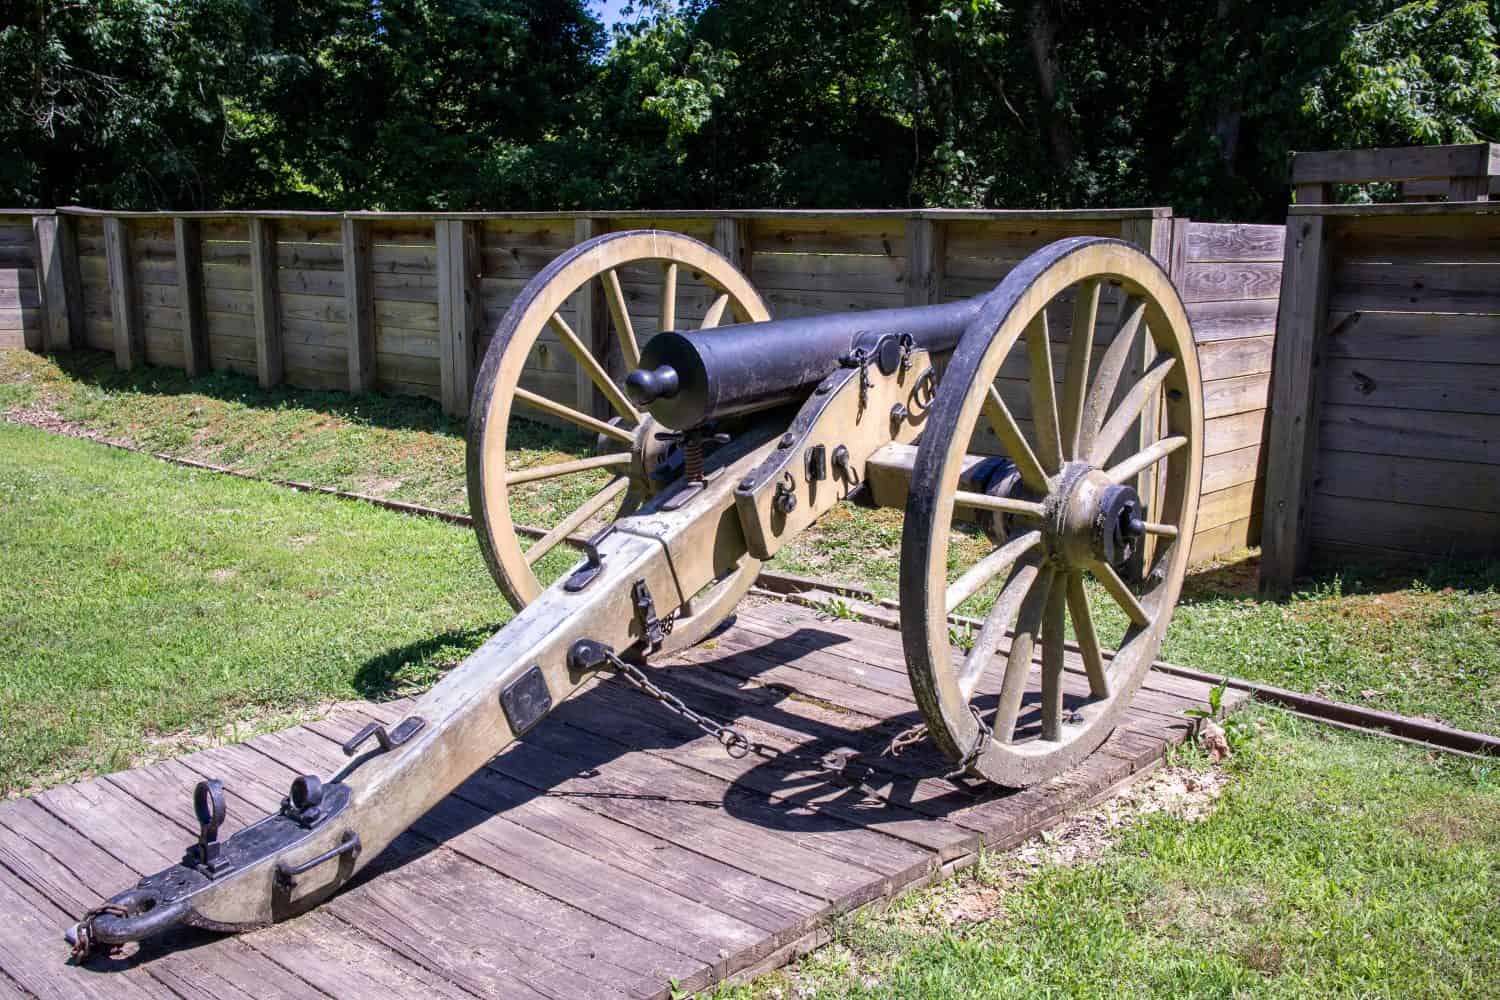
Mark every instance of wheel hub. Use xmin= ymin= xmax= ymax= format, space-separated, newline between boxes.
xmin=1045 ymin=462 xmax=1146 ymax=570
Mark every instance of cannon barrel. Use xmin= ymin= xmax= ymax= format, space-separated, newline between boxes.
xmin=626 ymin=297 xmax=984 ymax=428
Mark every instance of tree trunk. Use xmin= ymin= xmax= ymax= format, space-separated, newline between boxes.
xmin=1025 ymin=0 xmax=1074 ymax=174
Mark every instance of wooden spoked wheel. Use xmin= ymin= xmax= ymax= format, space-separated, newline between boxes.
xmin=900 ymin=238 xmax=1203 ymax=787
xmin=467 ymin=231 xmax=771 ymax=641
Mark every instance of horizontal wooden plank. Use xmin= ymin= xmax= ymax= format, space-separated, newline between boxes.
xmin=1206 ymin=409 xmax=1267 ymax=455
xmin=1330 ymin=260 xmax=1500 ymax=313
xmin=1197 ymin=334 xmax=1274 ymax=380
xmin=751 ymin=251 xmax=907 ymax=295
xmin=1291 ymin=143 xmax=1499 ymax=184
xmin=1324 ymin=310 xmax=1500 ymax=364
xmin=1197 ymin=480 xmax=1259 ymax=532
xmin=1190 ymin=515 xmax=1256 ymax=562
xmin=1181 ymin=261 xmax=1281 ymax=303
xmin=1202 ymin=372 xmax=1269 ymax=419
xmin=749 ymin=217 xmax=904 ymax=257
xmin=1331 ymin=213 xmax=1500 ymax=262
xmin=1202 ymin=443 xmax=1263 ymax=494
xmin=1321 ymin=357 xmax=1500 ymax=414
xmin=1309 ymin=493 xmax=1500 ymax=557
xmin=1184 ymin=223 xmax=1285 ymax=262
xmin=1185 ymin=297 xmax=1279 ymax=343
xmin=1316 ymin=449 xmax=1500 ymax=514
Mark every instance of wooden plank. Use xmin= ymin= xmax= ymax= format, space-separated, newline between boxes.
xmin=713 ymin=217 xmax=752 ymax=273
xmin=1260 ymin=214 xmax=1332 ymax=596
xmin=1181 ymin=261 xmax=1281 ymax=303
xmin=1309 ymin=494 xmax=1500 ymax=557
xmin=571 ymin=217 xmax=611 ymax=417
xmin=1291 ymin=143 xmax=1499 ymax=185
xmin=33 ymin=215 xmax=83 ymax=351
xmin=1319 ymin=402 xmax=1500 ymax=466
xmin=1315 ymin=449 xmax=1500 ymax=514
xmin=1190 ymin=515 xmax=1256 ymax=562
xmin=435 ymin=219 xmax=477 ymax=417
xmin=103 ymin=217 xmax=142 ymax=369
xmin=904 ymin=218 xmax=945 ymax=306
xmin=1184 ymin=223 xmax=1285 ymax=262
xmin=172 ymin=218 xmax=208 ymax=376
xmin=1202 ymin=372 xmax=1270 ymax=419
xmin=1329 ymin=260 xmax=1500 ymax=313
xmin=1324 ymin=310 xmax=1500 ymax=364
xmin=1321 ymin=357 xmax=1500 ymax=414
xmin=1202 ymin=443 xmax=1263 ymax=493
xmin=1197 ymin=334 xmax=1273 ymax=380
xmin=248 ymin=218 xmax=282 ymax=388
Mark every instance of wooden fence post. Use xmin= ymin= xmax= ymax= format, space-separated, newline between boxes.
xmin=342 ymin=217 xmax=376 ymax=394
xmin=1120 ymin=213 xmax=1174 ymax=577
xmin=712 ymin=216 xmax=751 ymax=274
xmin=1259 ymin=213 xmax=1332 ymax=596
xmin=571 ymin=217 xmax=610 ymax=417
xmin=248 ymin=218 xmax=282 ymax=389
xmin=436 ymin=219 xmax=480 ymax=418
xmin=173 ymin=218 xmax=208 ymax=377
xmin=32 ymin=215 xmax=82 ymax=351
xmin=103 ymin=217 xmax=142 ymax=369
xmin=904 ymin=218 xmax=945 ymax=306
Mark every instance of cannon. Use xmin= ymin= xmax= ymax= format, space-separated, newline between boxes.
xmin=64 ymin=230 xmax=1202 ymax=956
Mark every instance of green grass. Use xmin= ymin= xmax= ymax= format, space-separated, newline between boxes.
xmin=4 ymin=350 xmax=1498 ymax=734
xmin=0 ymin=421 xmax=511 ymax=795
xmin=716 ymin=710 xmax=1500 ymax=999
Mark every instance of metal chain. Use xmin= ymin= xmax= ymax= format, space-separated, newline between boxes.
xmin=601 ymin=647 xmax=989 ymax=794
xmin=68 ymin=903 xmax=129 ymax=960
xmin=602 ymin=649 xmax=759 ymax=759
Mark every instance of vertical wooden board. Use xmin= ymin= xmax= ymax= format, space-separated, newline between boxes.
xmin=571 ymin=217 xmax=610 ymax=415
xmin=1259 ymin=215 xmax=1332 ymax=595
xmin=32 ymin=216 xmax=80 ymax=351
xmin=435 ymin=220 xmax=479 ymax=417
xmin=104 ymin=217 xmax=142 ymax=369
xmin=248 ymin=218 xmax=282 ymax=388
xmin=905 ymin=218 xmax=945 ymax=306
xmin=342 ymin=217 xmax=376 ymax=393
xmin=173 ymin=218 xmax=208 ymax=376
xmin=713 ymin=216 xmax=752 ymax=275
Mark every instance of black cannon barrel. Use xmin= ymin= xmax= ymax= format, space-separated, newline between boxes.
xmin=626 ymin=297 xmax=984 ymax=428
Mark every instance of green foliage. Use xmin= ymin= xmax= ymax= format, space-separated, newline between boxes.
xmin=3 ymin=0 xmax=1498 ymax=216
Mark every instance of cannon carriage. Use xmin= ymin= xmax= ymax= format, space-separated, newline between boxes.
xmin=66 ymin=230 xmax=1202 ymax=954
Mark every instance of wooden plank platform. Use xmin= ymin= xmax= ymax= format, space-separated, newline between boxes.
xmin=0 ymin=597 xmax=1243 ymax=999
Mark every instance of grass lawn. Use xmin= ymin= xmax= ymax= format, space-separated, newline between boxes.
xmin=719 ymin=711 xmax=1500 ymax=999
xmin=3 ymin=350 xmax=1498 ymax=735
xmin=0 ymin=421 xmax=511 ymax=795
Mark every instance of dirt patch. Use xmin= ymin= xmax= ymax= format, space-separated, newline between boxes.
xmin=1290 ymin=589 xmax=1443 ymax=627
xmin=903 ymin=764 xmax=1234 ymax=930
xmin=1181 ymin=549 xmax=1260 ymax=601
xmin=1402 ymin=801 xmax=1500 ymax=848
xmin=5 ymin=402 xmax=135 ymax=449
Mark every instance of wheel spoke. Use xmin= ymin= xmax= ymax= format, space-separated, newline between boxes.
xmin=1094 ymin=560 xmax=1151 ymax=627
xmin=1059 ymin=279 xmax=1101 ymax=461
xmin=1026 ymin=311 xmax=1063 ymax=472
xmin=958 ymin=558 xmax=1039 ymax=701
xmin=505 ymin=452 xmax=631 ymax=486
xmin=1040 ymin=583 xmax=1067 ymax=740
xmin=945 ymin=530 xmax=1042 ymax=614
xmin=993 ymin=566 xmax=1055 ymax=742
xmin=525 ymin=477 xmax=629 ymax=566
xmin=660 ymin=262 xmax=678 ymax=332
xmin=951 ymin=491 xmax=1046 ymax=521
xmin=701 ymin=292 xmax=730 ymax=329
xmin=548 ymin=312 xmax=641 ymax=425
xmin=1103 ymin=433 xmax=1187 ymax=485
xmin=1067 ymin=571 xmax=1109 ymax=698
xmin=1077 ymin=297 xmax=1146 ymax=459
xmin=982 ymin=385 xmax=1049 ymax=493
xmin=601 ymin=268 xmax=641 ymax=370
xmin=514 ymin=386 xmax=634 ymax=445
xmin=1089 ymin=353 xmax=1177 ymax=467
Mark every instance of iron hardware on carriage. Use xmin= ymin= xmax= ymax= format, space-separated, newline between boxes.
xmin=66 ymin=231 xmax=1203 ymax=954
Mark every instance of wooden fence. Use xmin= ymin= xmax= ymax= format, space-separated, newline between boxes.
xmin=2 ymin=206 xmax=1280 ymax=563
xmin=1261 ymin=198 xmax=1500 ymax=592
